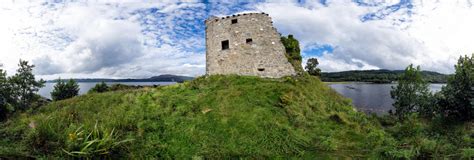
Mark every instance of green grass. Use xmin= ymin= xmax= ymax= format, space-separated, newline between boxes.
xmin=0 ymin=75 xmax=471 ymax=159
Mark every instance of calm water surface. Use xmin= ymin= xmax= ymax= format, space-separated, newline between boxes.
xmin=328 ymin=83 xmax=445 ymax=115
xmin=39 ymin=82 xmax=176 ymax=99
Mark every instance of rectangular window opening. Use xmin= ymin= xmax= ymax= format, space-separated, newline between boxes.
xmin=246 ymin=38 xmax=253 ymax=44
xmin=221 ymin=40 xmax=229 ymax=50
xmin=231 ymin=19 xmax=238 ymax=24
xmin=258 ymin=68 xmax=265 ymax=71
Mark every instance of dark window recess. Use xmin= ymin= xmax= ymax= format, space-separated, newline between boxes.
xmin=231 ymin=19 xmax=238 ymax=24
xmin=258 ymin=68 xmax=265 ymax=71
xmin=246 ymin=38 xmax=253 ymax=44
xmin=221 ymin=40 xmax=229 ymax=50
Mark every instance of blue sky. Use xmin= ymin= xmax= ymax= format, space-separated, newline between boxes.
xmin=0 ymin=0 xmax=473 ymax=79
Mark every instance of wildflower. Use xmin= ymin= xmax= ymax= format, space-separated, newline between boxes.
xmin=69 ymin=133 xmax=77 ymax=141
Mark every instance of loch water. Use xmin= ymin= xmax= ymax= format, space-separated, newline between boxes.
xmin=328 ymin=83 xmax=445 ymax=115
xmin=38 ymin=82 xmax=176 ymax=99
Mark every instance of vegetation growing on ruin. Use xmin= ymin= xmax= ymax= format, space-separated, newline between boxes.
xmin=281 ymin=35 xmax=305 ymax=74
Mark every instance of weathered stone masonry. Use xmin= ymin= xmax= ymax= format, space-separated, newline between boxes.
xmin=205 ymin=13 xmax=296 ymax=78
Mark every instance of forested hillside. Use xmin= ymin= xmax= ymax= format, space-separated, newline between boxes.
xmin=321 ymin=69 xmax=448 ymax=83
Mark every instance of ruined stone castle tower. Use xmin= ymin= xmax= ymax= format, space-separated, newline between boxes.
xmin=205 ymin=12 xmax=296 ymax=78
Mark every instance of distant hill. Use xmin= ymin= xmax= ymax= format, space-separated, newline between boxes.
xmin=148 ymin=74 xmax=194 ymax=82
xmin=48 ymin=74 xmax=194 ymax=83
xmin=321 ymin=69 xmax=449 ymax=83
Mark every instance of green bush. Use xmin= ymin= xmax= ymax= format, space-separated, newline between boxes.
xmin=383 ymin=148 xmax=418 ymax=159
xmin=390 ymin=115 xmax=425 ymax=139
xmin=365 ymin=129 xmax=388 ymax=148
xmin=461 ymin=148 xmax=474 ymax=159
xmin=51 ymin=79 xmax=80 ymax=101
xmin=109 ymin=84 xmax=143 ymax=91
xmin=89 ymin=82 xmax=109 ymax=93
xmin=281 ymin=35 xmax=304 ymax=74
xmin=438 ymin=54 xmax=473 ymax=122
xmin=379 ymin=113 xmax=472 ymax=159
xmin=390 ymin=64 xmax=433 ymax=120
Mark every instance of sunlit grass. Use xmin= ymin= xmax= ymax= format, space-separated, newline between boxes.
xmin=0 ymin=75 xmax=471 ymax=159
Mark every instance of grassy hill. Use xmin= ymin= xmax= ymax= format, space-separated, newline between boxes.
xmin=0 ymin=75 xmax=471 ymax=159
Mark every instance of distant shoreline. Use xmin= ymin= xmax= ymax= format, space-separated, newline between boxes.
xmin=45 ymin=74 xmax=194 ymax=83
xmin=323 ymin=81 xmax=447 ymax=84
xmin=321 ymin=69 xmax=449 ymax=83
xmin=45 ymin=80 xmax=183 ymax=83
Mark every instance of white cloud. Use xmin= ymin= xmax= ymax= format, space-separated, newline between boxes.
xmin=0 ymin=1 xmax=206 ymax=79
xmin=256 ymin=1 xmax=474 ymax=73
xmin=0 ymin=1 xmax=473 ymax=80
xmin=29 ymin=4 xmax=145 ymax=76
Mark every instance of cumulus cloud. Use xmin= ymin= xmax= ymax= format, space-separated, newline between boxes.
xmin=34 ymin=4 xmax=144 ymax=74
xmin=0 ymin=0 xmax=473 ymax=80
xmin=99 ymin=44 xmax=206 ymax=78
xmin=256 ymin=0 xmax=474 ymax=73
xmin=0 ymin=1 xmax=208 ymax=79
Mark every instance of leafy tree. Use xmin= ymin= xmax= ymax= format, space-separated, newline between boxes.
xmin=438 ymin=54 xmax=473 ymax=121
xmin=281 ymin=35 xmax=304 ymax=74
xmin=9 ymin=60 xmax=45 ymax=110
xmin=305 ymin=58 xmax=321 ymax=76
xmin=51 ymin=78 xmax=80 ymax=101
xmin=390 ymin=64 xmax=432 ymax=120
xmin=89 ymin=82 xmax=109 ymax=93
xmin=0 ymin=69 xmax=13 ymax=120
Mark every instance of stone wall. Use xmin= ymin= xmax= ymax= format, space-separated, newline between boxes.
xmin=205 ymin=13 xmax=296 ymax=78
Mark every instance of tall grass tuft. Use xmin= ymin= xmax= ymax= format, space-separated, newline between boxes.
xmin=62 ymin=122 xmax=133 ymax=158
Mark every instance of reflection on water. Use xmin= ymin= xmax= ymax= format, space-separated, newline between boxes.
xmin=328 ymin=83 xmax=445 ymax=115
xmin=38 ymin=82 xmax=176 ymax=99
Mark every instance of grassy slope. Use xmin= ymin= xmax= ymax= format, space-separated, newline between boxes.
xmin=0 ymin=75 xmax=468 ymax=158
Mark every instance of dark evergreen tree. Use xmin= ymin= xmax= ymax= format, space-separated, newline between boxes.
xmin=51 ymin=78 xmax=80 ymax=101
